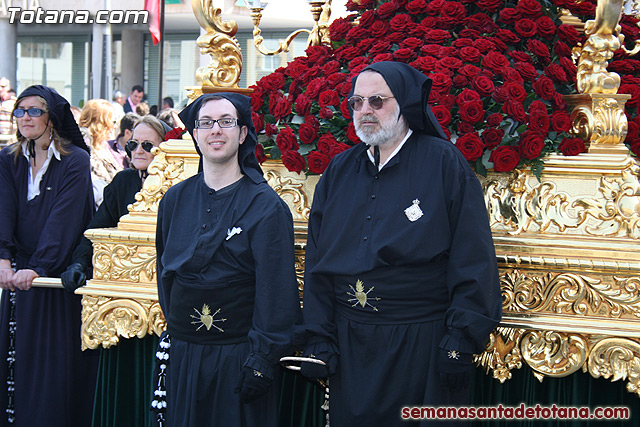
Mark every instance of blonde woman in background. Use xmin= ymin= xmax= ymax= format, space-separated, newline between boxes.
xmin=79 ymin=99 xmax=123 ymax=206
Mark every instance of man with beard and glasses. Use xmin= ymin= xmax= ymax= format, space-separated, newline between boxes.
xmin=298 ymin=61 xmax=502 ymax=426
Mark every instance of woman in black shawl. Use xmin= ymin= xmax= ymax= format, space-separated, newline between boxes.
xmin=0 ymin=85 xmax=99 ymax=425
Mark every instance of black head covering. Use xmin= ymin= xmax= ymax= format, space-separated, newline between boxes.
xmin=349 ymin=61 xmax=448 ymax=140
xmin=14 ymin=85 xmax=88 ymax=152
xmin=178 ymin=92 xmax=264 ymax=183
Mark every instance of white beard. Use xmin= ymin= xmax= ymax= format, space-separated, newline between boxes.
xmin=354 ymin=104 xmax=406 ymax=147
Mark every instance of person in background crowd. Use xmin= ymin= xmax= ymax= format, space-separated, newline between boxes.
xmin=155 ymin=93 xmax=300 ymax=426
xmin=110 ymin=112 xmax=140 ymax=169
xmin=0 ymin=84 xmax=99 ymax=426
xmin=150 ymin=104 xmax=158 ymax=117
xmin=0 ymin=78 xmax=15 ymax=136
xmin=79 ymin=99 xmax=123 ymax=207
xmin=111 ymin=89 xmax=125 ymax=122
xmin=123 ymin=84 xmax=144 ymax=114
xmin=136 ymin=101 xmax=150 ymax=117
xmin=61 ymin=115 xmax=168 ymax=427
xmin=299 ymin=61 xmax=502 ymax=426
xmin=162 ymin=96 xmax=174 ymax=110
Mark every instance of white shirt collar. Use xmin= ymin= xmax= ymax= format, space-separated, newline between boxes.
xmin=22 ymin=139 xmax=61 ymax=201
xmin=366 ymin=128 xmax=413 ymax=171
xmin=21 ymin=140 xmax=61 ymax=162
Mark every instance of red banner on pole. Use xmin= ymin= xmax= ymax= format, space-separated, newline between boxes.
xmin=144 ymin=0 xmax=161 ymax=45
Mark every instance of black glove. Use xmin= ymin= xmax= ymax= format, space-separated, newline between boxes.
xmin=234 ymin=366 xmax=273 ymax=404
xmin=60 ymin=263 xmax=87 ymax=293
xmin=300 ymin=351 xmax=337 ymax=380
xmin=438 ymin=347 xmax=472 ymax=392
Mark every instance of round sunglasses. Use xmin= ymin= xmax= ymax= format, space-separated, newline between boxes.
xmin=13 ymin=108 xmax=46 ymax=118
xmin=126 ymin=140 xmax=155 ymax=153
xmin=347 ymin=95 xmax=394 ymax=111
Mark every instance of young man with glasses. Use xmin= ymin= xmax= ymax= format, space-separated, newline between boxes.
xmin=299 ymin=61 xmax=502 ymax=426
xmin=153 ymin=93 xmax=300 ymax=427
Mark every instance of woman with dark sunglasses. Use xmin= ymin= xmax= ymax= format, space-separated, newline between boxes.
xmin=0 ymin=85 xmax=99 ymax=426
xmin=61 ymin=114 xmax=168 ymax=427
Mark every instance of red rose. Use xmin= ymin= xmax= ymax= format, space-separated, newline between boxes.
xmin=557 ymin=24 xmax=582 ymax=46
xmin=255 ymin=143 xmax=267 ymax=164
xmin=495 ymin=29 xmax=521 ymax=45
xmin=259 ymin=72 xmax=285 ymax=91
xmin=467 ymin=13 xmax=498 ymax=33
xmin=516 ymin=0 xmax=542 ymax=18
xmin=558 ymin=137 xmax=586 ymax=156
xmin=528 ymin=110 xmax=550 ymax=134
xmin=482 ymin=128 xmax=505 ymax=149
xmin=472 ymin=75 xmax=495 ymax=97
xmin=317 ymin=133 xmax=336 ymax=154
xmin=510 ymin=51 xmax=532 ymax=63
xmin=482 ymin=51 xmax=510 ymax=73
xmin=329 ymin=142 xmax=351 ymax=158
xmin=400 ymin=37 xmax=424 ymax=51
xmin=490 ymin=146 xmax=521 ymax=172
xmin=286 ymin=60 xmax=308 ymax=80
xmin=393 ymin=48 xmax=417 ymax=62
xmin=306 ymin=46 xmax=331 ymax=66
xmin=514 ymin=62 xmax=538 ymax=82
xmin=441 ymin=1 xmax=467 ymax=22
xmin=455 ymin=132 xmax=484 ymax=161
xmin=631 ymin=139 xmax=640 ymax=157
xmin=452 ymin=38 xmax=473 ymax=48
xmin=265 ymin=123 xmax=278 ymax=137
xmin=329 ymin=18 xmax=352 ymax=41
xmin=437 ymin=57 xmax=463 ymax=71
xmin=305 ymin=114 xmax=320 ymax=131
xmin=551 ymin=110 xmax=572 ymax=133
xmin=502 ymin=100 xmax=527 ymax=122
xmin=459 ymin=100 xmax=485 ymax=124
xmin=306 ymin=78 xmax=324 ymax=100
xmin=369 ymin=21 xmax=390 ymax=38
xmin=439 ymin=95 xmax=456 ymax=110
xmin=527 ymin=39 xmax=551 ymax=63
xmin=251 ymin=112 xmax=264 ymax=134
xmin=458 ymin=46 xmax=482 ymax=63
xmin=359 ymin=10 xmax=376 ymax=27
xmin=452 ymin=75 xmax=469 ymax=88
xmin=295 ymin=94 xmax=312 ymax=116
xmin=551 ymin=92 xmax=567 ymax=111
xmin=492 ymin=86 xmax=509 ymax=103
xmin=554 ymin=41 xmax=572 ymax=57
xmin=430 ymin=73 xmax=453 ymax=94
xmin=318 ymin=107 xmax=334 ymax=119
xmin=619 ymin=84 xmax=640 ymax=108
xmin=486 ymin=113 xmax=503 ymax=127
xmin=519 ymin=132 xmax=545 ymax=159
xmin=456 ymin=88 xmax=481 ymax=105
xmin=271 ymin=94 xmax=292 ymax=121
xmin=426 ymin=0 xmax=446 ymax=15
xmin=373 ymin=53 xmax=394 ymax=63
xmin=460 ymin=28 xmax=482 ymax=39
xmin=545 ymin=63 xmax=569 ymax=83
xmin=532 ymin=76 xmax=556 ymax=100
xmin=498 ymin=8 xmax=521 ymax=24
xmin=276 ymin=126 xmax=299 ymax=152
xmin=347 ymin=122 xmax=361 ymax=144
xmin=298 ymin=123 xmax=317 ymax=145
xmin=458 ymin=64 xmax=481 ymax=78
xmin=340 ymin=98 xmax=352 ymax=120
xmin=318 ymin=90 xmax=340 ymax=108
xmin=528 ymin=100 xmax=547 ymax=112
xmin=336 ymin=81 xmax=352 ymax=98
xmin=307 ymin=151 xmax=331 ymax=174
xmin=432 ymin=105 xmax=452 ymax=127
xmin=421 ymin=44 xmax=442 ymax=57
xmin=281 ymin=150 xmax=305 ymax=174
xmin=476 ymin=0 xmax=503 ymax=12
xmin=457 ymin=121 xmax=475 ymax=135
xmin=377 ymin=1 xmax=398 ymax=18
xmin=424 ymin=29 xmax=451 ymax=44
xmin=346 ymin=26 xmax=368 ymax=44
xmin=515 ymin=19 xmax=537 ymax=38
xmin=250 ymin=86 xmax=265 ymax=111
xmin=411 ymin=56 xmax=437 ymax=72
xmin=626 ymin=120 xmax=639 ymax=142
xmin=390 ymin=14 xmax=414 ymax=32
xmin=406 ymin=0 xmax=428 ymax=14
xmin=336 ymin=46 xmax=361 ymax=62
xmin=536 ymin=16 xmax=556 ymax=39
xmin=349 ymin=56 xmax=369 ymax=70
xmin=505 ymin=82 xmax=527 ymax=102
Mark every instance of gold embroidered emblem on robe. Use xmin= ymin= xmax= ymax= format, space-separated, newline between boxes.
xmin=191 ymin=304 xmax=226 ymax=332
xmin=347 ymin=279 xmax=380 ymax=311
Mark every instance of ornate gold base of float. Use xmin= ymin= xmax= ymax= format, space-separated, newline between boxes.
xmin=477 ymin=149 xmax=640 ymax=396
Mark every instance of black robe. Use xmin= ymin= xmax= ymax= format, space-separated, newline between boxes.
xmin=156 ymin=173 xmax=300 ymax=427
xmin=302 ymin=133 xmax=502 ymax=426
xmin=0 ymin=143 xmax=99 ymax=426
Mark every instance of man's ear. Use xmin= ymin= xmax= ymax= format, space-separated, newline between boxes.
xmin=239 ymin=125 xmax=248 ymax=145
